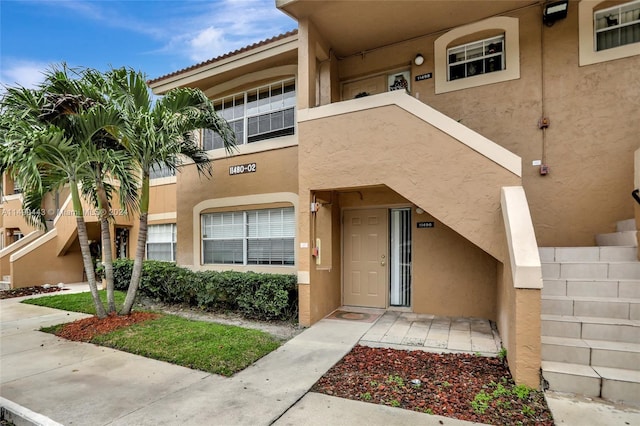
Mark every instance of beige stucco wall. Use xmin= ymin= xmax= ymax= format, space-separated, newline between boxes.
xmin=11 ymin=232 xmax=84 ymax=288
xmin=176 ymin=146 xmax=299 ymax=267
xmin=334 ymin=3 xmax=639 ymax=246
xmin=496 ymin=260 xmax=542 ymax=389
xmin=298 ymin=105 xmax=519 ymax=260
xmin=633 ymin=149 xmax=640 ymax=260
xmin=149 ymin=181 xmax=177 ymax=217
xmin=340 ymin=187 xmax=498 ymax=320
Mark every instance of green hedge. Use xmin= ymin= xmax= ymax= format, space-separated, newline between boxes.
xmin=99 ymin=259 xmax=298 ymax=321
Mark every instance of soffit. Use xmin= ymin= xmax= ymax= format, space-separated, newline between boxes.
xmin=277 ymin=0 xmax=539 ymax=58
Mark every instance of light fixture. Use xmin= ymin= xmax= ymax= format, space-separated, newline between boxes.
xmin=414 ymin=54 xmax=424 ymax=66
xmin=416 ymin=207 xmax=425 ymax=214
xmin=543 ymin=0 xmax=569 ymax=26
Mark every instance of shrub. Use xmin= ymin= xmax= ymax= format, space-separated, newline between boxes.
xmin=107 ymin=259 xmax=297 ymax=321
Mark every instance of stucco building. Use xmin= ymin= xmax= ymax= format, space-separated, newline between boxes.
xmin=2 ymin=0 xmax=639 ymax=400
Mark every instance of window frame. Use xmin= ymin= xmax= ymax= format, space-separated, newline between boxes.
xmin=447 ymin=35 xmax=505 ymax=82
xmin=201 ymin=207 xmax=295 ymax=266
xmin=594 ymin=0 xmax=640 ymax=52
xmin=434 ymin=16 xmax=520 ymax=94
xmin=579 ymin=0 xmax=640 ymax=66
xmin=203 ymin=78 xmax=296 ymax=150
xmin=146 ymin=223 xmax=177 ymax=262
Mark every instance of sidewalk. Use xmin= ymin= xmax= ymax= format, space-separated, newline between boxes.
xmin=0 ymin=289 xmax=478 ymax=426
xmin=2 ymin=287 xmax=639 ymax=425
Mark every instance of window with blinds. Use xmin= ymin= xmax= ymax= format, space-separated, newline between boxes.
xmin=146 ymin=224 xmax=176 ymax=262
xmin=447 ymin=35 xmax=505 ymax=81
xmin=203 ymin=79 xmax=296 ymax=150
xmin=149 ymin=162 xmax=175 ymax=179
xmin=202 ymin=207 xmax=295 ymax=265
xmin=595 ymin=1 xmax=640 ymax=51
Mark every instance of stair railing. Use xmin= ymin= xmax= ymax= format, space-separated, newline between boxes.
xmin=633 ymin=189 xmax=640 ymax=205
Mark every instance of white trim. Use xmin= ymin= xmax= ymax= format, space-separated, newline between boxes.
xmin=501 ymin=186 xmax=542 ymax=289
xmin=192 ymin=192 xmax=299 ymax=271
xmin=148 ymin=212 xmax=177 ymax=222
xmin=579 ymin=0 xmax=640 ymax=66
xmin=0 ymin=230 xmax=44 ymax=258
xmin=205 ymin=134 xmax=298 ymax=160
xmin=3 ymin=193 xmax=22 ymax=202
xmin=150 ymin=176 xmax=177 ymax=186
xmin=10 ymin=229 xmax=56 ymax=262
xmin=204 ymin=65 xmax=297 ymax=98
xmin=298 ymin=90 xmax=522 ymax=177
xmin=150 ymin=35 xmax=298 ymax=94
xmin=53 ymin=194 xmax=73 ymax=226
xmin=297 ymin=270 xmax=310 ymax=284
xmin=434 ymin=16 xmax=520 ymax=93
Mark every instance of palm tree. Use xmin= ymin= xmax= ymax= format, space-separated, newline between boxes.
xmin=0 ymin=65 xmax=134 ymax=318
xmin=106 ymin=68 xmax=236 ymax=315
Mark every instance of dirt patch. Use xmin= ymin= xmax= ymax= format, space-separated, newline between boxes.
xmin=137 ymin=297 xmax=302 ymax=341
xmin=55 ymin=312 xmax=160 ymax=342
xmin=0 ymin=285 xmax=67 ymax=299
xmin=312 ymin=345 xmax=553 ymax=425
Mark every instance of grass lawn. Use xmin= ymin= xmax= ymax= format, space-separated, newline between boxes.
xmin=22 ymin=290 xmax=126 ymax=315
xmin=24 ymin=291 xmax=281 ymax=376
xmin=91 ymin=315 xmax=280 ymax=376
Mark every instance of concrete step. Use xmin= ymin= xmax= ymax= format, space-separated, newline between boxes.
xmin=542 ymin=361 xmax=640 ymax=406
xmin=541 ymin=261 xmax=640 ymax=280
xmin=542 ymin=296 xmax=640 ymax=320
xmin=542 ymin=361 xmax=601 ymax=397
xmin=617 ymin=219 xmax=637 ymax=232
xmin=542 ymin=336 xmax=640 ymax=370
xmin=539 ymin=246 xmax=638 ymax=262
xmin=541 ymin=314 xmax=640 ymax=344
xmin=596 ymin=231 xmax=638 ymax=247
xmin=543 ymin=279 xmax=640 ymax=298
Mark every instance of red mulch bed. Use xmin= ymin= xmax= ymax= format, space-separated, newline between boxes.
xmin=0 ymin=285 xmax=67 ymax=299
xmin=55 ymin=312 xmax=160 ymax=342
xmin=312 ymin=345 xmax=553 ymax=425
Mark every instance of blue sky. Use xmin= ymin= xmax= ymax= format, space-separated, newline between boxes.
xmin=0 ymin=0 xmax=297 ymax=89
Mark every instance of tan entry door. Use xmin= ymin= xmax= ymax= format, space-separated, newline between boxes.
xmin=343 ymin=208 xmax=388 ymax=308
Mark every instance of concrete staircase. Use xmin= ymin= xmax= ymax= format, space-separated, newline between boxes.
xmin=596 ymin=218 xmax=638 ymax=247
xmin=539 ymin=242 xmax=640 ymax=407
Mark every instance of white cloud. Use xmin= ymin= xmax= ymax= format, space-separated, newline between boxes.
xmin=0 ymin=59 xmax=51 ymax=90
xmin=159 ymin=0 xmax=296 ymax=65
xmin=188 ymin=27 xmax=227 ymax=62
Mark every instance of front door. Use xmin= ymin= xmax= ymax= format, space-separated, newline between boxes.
xmin=343 ymin=208 xmax=388 ymax=308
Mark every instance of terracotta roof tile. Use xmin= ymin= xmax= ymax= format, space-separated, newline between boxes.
xmin=147 ymin=29 xmax=298 ymax=85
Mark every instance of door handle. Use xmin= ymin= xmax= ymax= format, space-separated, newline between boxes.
xmin=380 ymin=261 xmax=386 ymax=266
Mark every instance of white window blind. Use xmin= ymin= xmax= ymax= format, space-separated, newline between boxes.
xmin=146 ymin=224 xmax=176 ymax=262
xmin=203 ymin=79 xmax=295 ymax=149
xmin=595 ymin=1 xmax=640 ymax=51
xmin=202 ymin=207 xmax=295 ymax=265
xmin=447 ymin=35 xmax=505 ymax=81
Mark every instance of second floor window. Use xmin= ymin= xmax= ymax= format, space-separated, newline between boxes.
xmin=149 ymin=162 xmax=175 ymax=179
xmin=203 ymin=79 xmax=296 ymax=150
xmin=448 ymin=35 xmax=505 ymax=81
xmin=595 ymin=1 xmax=640 ymax=51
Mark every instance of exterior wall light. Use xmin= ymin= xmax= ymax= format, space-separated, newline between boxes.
xmin=414 ymin=54 xmax=425 ymax=66
xmin=543 ymin=0 xmax=569 ymax=26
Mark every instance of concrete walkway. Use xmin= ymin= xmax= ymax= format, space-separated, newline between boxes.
xmin=2 ymin=287 xmax=639 ymax=425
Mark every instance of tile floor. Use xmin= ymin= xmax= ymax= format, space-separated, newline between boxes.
xmin=357 ymin=310 xmax=502 ymax=356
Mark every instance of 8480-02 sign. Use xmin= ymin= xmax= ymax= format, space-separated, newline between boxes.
xmin=229 ymin=163 xmax=257 ymax=175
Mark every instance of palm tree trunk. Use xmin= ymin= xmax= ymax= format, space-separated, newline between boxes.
xmin=71 ymin=180 xmax=107 ymax=318
xmin=96 ymin=180 xmax=116 ymax=314
xmin=121 ymin=175 xmax=149 ymax=315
